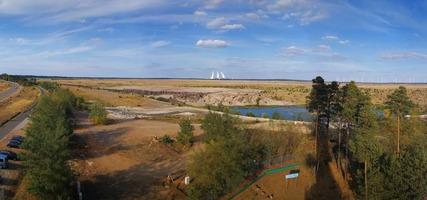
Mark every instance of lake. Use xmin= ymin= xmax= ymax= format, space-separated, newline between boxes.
xmin=231 ymin=106 xmax=313 ymax=121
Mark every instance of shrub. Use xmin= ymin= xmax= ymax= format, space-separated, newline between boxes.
xmin=246 ymin=112 xmax=256 ymax=117
xmin=262 ymin=113 xmax=269 ymax=118
xmin=162 ymin=135 xmax=174 ymax=144
xmin=177 ymin=119 xmax=195 ymax=145
xmin=89 ymin=101 xmax=108 ymax=125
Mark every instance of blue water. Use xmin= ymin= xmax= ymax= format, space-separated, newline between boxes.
xmin=231 ymin=106 xmax=313 ymax=121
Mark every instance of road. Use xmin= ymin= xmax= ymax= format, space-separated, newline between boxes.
xmin=0 ymin=81 xmax=19 ymax=101
xmin=0 ymin=86 xmax=44 ymax=141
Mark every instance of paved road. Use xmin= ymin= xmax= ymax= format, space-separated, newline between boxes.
xmin=0 ymin=87 xmax=44 ymax=141
xmin=0 ymin=81 xmax=19 ymax=101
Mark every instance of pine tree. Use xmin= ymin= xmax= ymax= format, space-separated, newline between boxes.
xmin=177 ymin=119 xmax=195 ymax=145
xmin=385 ymin=86 xmax=414 ymax=155
xmin=306 ymin=76 xmax=328 ymax=163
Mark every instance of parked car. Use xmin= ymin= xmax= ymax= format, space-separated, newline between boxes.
xmin=7 ymin=140 xmax=20 ymax=148
xmin=0 ymin=154 xmax=8 ymax=169
xmin=0 ymin=150 xmax=18 ymax=160
xmin=11 ymin=135 xmax=24 ymax=143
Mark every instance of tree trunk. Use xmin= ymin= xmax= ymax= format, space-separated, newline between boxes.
xmin=397 ymin=110 xmax=400 ymax=156
xmin=345 ymin=118 xmax=350 ymax=181
xmin=365 ymin=159 xmax=368 ymax=200
xmin=338 ymin=113 xmax=343 ymax=168
xmin=315 ymin=106 xmax=319 ymax=161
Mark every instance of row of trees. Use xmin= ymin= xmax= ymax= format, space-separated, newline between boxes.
xmin=0 ymin=73 xmax=37 ymax=86
xmin=306 ymin=76 xmax=424 ymax=199
xmin=22 ymin=88 xmax=78 ymax=199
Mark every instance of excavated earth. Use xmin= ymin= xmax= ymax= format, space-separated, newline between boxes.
xmin=106 ymin=86 xmax=292 ymax=107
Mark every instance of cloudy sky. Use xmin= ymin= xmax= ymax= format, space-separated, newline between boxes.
xmin=1 ymin=0 xmax=427 ymax=82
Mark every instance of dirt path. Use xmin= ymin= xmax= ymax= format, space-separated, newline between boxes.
xmin=72 ymin=111 xmax=202 ymax=200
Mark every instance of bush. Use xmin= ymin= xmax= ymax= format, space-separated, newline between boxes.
xmin=262 ymin=113 xmax=269 ymax=118
xmin=272 ymin=111 xmax=283 ymax=120
xmin=89 ymin=101 xmax=108 ymax=125
xmin=177 ymin=119 xmax=195 ymax=145
xmin=246 ymin=112 xmax=256 ymax=117
xmin=162 ymin=135 xmax=174 ymax=144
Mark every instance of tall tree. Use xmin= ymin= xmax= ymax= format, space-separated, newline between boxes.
xmin=326 ymin=81 xmax=342 ymax=131
xmin=349 ymin=100 xmax=383 ymax=199
xmin=22 ymin=89 xmax=76 ymax=199
xmin=306 ymin=76 xmax=328 ymax=163
xmin=384 ymin=86 xmax=414 ymax=155
xmin=342 ymin=81 xmax=370 ymax=179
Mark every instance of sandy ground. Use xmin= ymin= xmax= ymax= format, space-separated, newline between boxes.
xmin=71 ymin=111 xmax=204 ymax=200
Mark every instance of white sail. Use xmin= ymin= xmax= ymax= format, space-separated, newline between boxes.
xmin=216 ymin=70 xmax=220 ymax=79
xmin=210 ymin=71 xmax=214 ymax=79
xmin=220 ymin=72 xmax=225 ymax=79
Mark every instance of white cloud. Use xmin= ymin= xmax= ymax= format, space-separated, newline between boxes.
xmin=322 ymin=35 xmax=339 ymax=40
xmin=204 ymin=0 xmax=223 ymax=9
xmin=206 ymin=17 xmax=228 ymax=29
xmin=316 ymin=44 xmax=331 ymax=51
xmin=245 ymin=10 xmax=269 ymax=19
xmin=0 ymin=0 xmax=168 ymax=23
xmin=194 ymin=11 xmax=207 ymax=16
xmin=196 ymin=39 xmax=229 ymax=48
xmin=281 ymin=46 xmax=307 ymax=56
xmin=245 ymin=13 xmax=260 ymax=19
xmin=381 ymin=52 xmax=427 ymax=60
xmin=220 ymin=24 xmax=245 ymax=30
xmin=267 ymin=0 xmax=328 ymax=25
xmin=150 ymin=40 xmax=171 ymax=48
xmin=322 ymin=35 xmax=350 ymax=44
xmin=298 ymin=10 xmax=328 ymax=25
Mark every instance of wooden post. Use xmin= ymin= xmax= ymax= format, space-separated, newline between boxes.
xmin=286 ymin=179 xmax=289 ymax=189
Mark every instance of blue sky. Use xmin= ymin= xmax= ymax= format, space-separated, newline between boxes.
xmin=1 ymin=0 xmax=427 ymax=82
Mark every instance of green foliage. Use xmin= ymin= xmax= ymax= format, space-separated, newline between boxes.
xmin=156 ymin=96 xmax=170 ymax=102
xmin=385 ymin=86 xmax=414 ymax=117
xmin=188 ymin=113 xmax=256 ymax=199
xmin=362 ymin=145 xmax=427 ymax=199
xmin=38 ymin=81 xmax=60 ymax=92
xmin=272 ymin=111 xmax=282 ymax=120
xmin=306 ymin=76 xmax=328 ymax=113
xmin=162 ymin=135 xmax=174 ymax=144
xmin=245 ymin=112 xmax=256 ymax=117
xmin=256 ymin=97 xmax=261 ymax=107
xmin=22 ymin=89 xmax=76 ymax=199
xmin=204 ymin=103 xmax=235 ymax=114
xmin=262 ymin=113 xmax=269 ymax=118
xmin=200 ymin=112 xmax=241 ymax=143
xmin=177 ymin=119 xmax=194 ymax=145
xmin=89 ymin=101 xmax=108 ymax=125
xmin=0 ymin=73 xmax=37 ymax=86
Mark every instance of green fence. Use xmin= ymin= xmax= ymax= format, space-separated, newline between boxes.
xmin=228 ymin=164 xmax=304 ymax=200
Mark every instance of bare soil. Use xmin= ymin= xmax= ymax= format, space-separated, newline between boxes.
xmin=71 ymin=111 xmax=204 ymax=200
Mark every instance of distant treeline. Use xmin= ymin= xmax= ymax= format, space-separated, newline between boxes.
xmin=0 ymin=73 xmax=37 ymax=86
